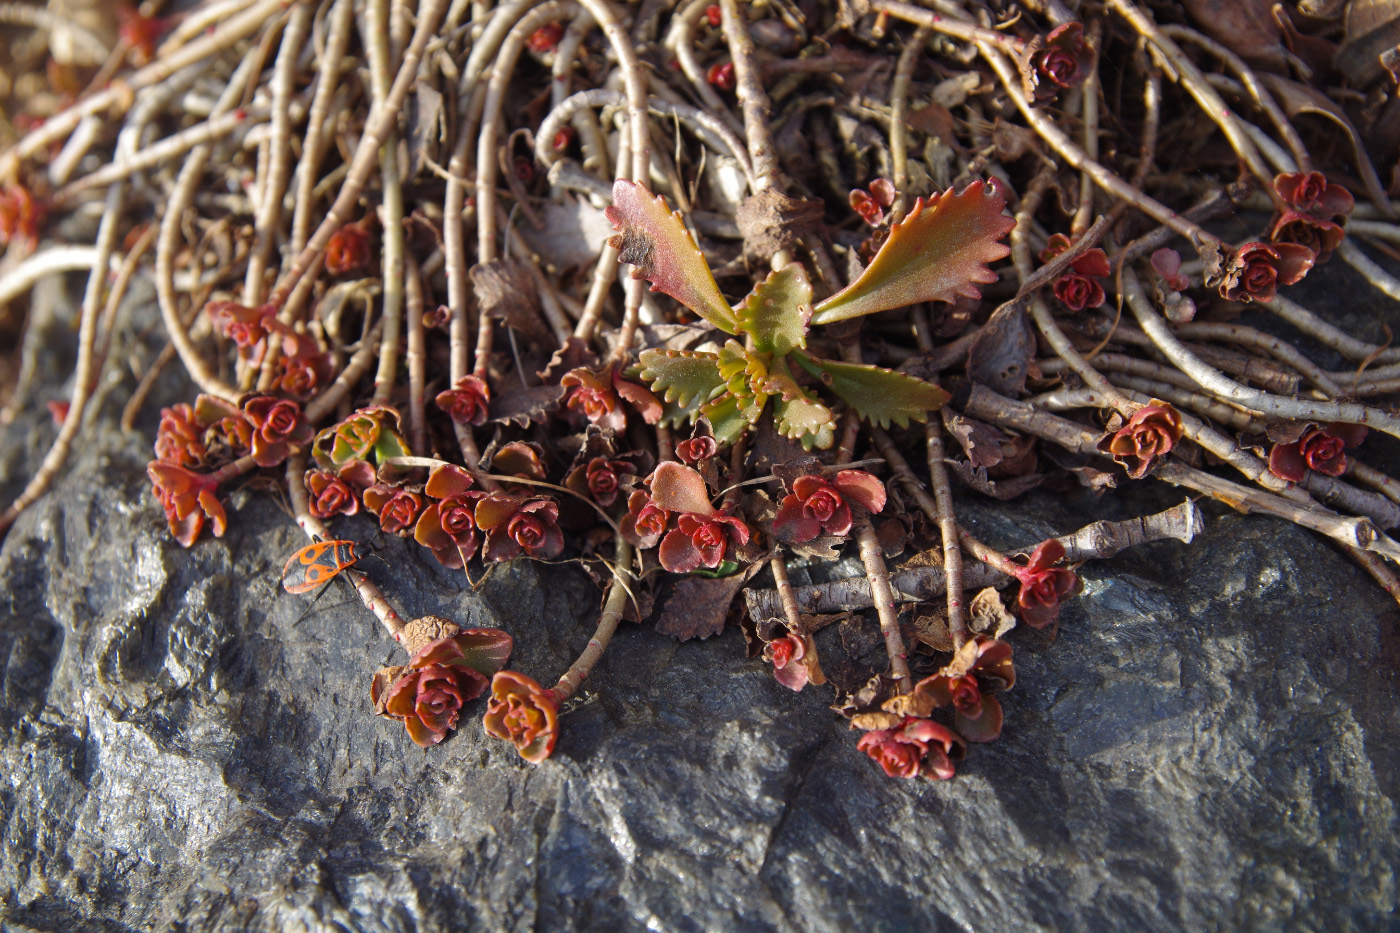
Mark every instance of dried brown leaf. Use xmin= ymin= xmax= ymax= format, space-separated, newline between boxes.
xmin=967 ymin=304 xmax=1035 ymax=396
xmin=948 ymin=461 xmax=1045 ymax=500
xmin=654 ymin=562 xmax=761 ymax=641
xmin=968 ymin=588 xmax=1016 ymax=639
xmin=471 ymin=260 xmax=549 ymax=346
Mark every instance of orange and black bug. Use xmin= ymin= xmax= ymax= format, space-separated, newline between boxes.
xmin=282 ymin=539 xmax=367 ymax=594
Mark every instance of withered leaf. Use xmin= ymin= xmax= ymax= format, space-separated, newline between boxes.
xmin=966 ymin=303 xmax=1035 ymax=396
xmin=943 ymin=411 xmax=1006 ymax=469
xmin=912 ymin=612 xmax=954 ymax=652
xmin=832 ymin=671 xmax=900 ymax=719
xmin=370 ymin=665 xmax=411 ymax=714
xmin=538 ymin=336 xmax=598 ymax=385
xmin=1338 ymin=0 xmax=1400 ymax=84
xmin=488 ymin=382 xmax=568 ymax=427
xmin=471 ymin=261 xmax=550 ymax=346
xmin=839 ymin=612 xmax=882 ymax=660
xmin=968 ymin=587 xmax=1016 ymax=639
xmin=1180 ymin=0 xmax=1286 ymax=67
xmin=1260 ymin=73 xmax=1393 ymax=214
xmin=948 ymin=461 xmax=1045 ymax=500
xmin=850 ymin=711 xmax=903 ymax=731
xmin=654 ymin=563 xmax=760 ymax=641
xmin=517 ymin=195 xmax=616 ymax=271
xmin=735 ymin=188 xmax=825 ymax=266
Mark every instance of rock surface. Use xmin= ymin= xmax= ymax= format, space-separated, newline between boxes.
xmin=2 ymin=280 xmax=1399 ymax=932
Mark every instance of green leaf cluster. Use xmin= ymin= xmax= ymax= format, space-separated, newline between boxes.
xmin=609 ymin=179 xmax=1012 ymax=450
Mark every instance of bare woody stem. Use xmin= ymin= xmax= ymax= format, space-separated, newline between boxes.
xmin=719 ymin=0 xmax=780 ymax=190
xmin=963 ymin=385 xmax=1400 ymax=562
xmin=868 ymin=425 xmax=970 ymax=648
xmin=552 ymin=539 xmax=634 ymax=703
xmin=744 ymin=502 xmax=1208 ymax=620
xmin=856 ymin=517 xmax=912 ymax=692
xmin=768 ymin=549 xmax=808 ymax=636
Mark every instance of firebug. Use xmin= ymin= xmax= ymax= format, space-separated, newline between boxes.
xmin=282 ymin=539 xmax=367 ymax=594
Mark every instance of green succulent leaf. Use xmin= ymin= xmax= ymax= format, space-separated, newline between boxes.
xmin=791 ymin=350 xmax=950 ymax=428
xmin=764 ymin=361 xmax=836 ymax=450
xmin=638 ymin=348 xmax=726 ymax=428
xmin=812 ymin=179 xmax=1014 ymax=325
xmin=734 ymin=264 xmax=812 ymax=356
xmin=700 ymin=393 xmax=756 ymax=445
xmin=716 ymin=340 xmax=772 ymax=420
xmin=606 ymin=180 xmax=739 ymax=334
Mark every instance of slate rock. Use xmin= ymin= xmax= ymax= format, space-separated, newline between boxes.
xmin=2 ymin=283 xmax=1398 ymax=931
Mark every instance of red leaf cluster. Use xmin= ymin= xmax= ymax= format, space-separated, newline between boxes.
xmin=1268 ymin=422 xmax=1367 ymax=483
xmin=772 ymin=470 xmax=886 ymax=544
xmin=1040 ymin=233 xmax=1110 ymax=312
xmin=1010 ymin=539 xmax=1079 ymax=629
xmin=1098 ymin=402 xmax=1183 ymax=479
xmin=483 ymin=670 xmax=559 ymax=763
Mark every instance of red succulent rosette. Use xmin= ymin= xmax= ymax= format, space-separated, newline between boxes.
xmin=676 ymin=436 xmax=717 ymax=465
xmin=561 ymin=367 xmax=626 ymax=432
xmin=474 ymin=494 xmax=565 ymax=562
xmin=1040 ymin=232 xmax=1110 ymax=312
xmin=1098 ymin=401 xmax=1183 ymax=479
xmin=1150 ymin=248 xmax=1190 ymax=292
xmin=324 ymin=222 xmax=372 ymax=275
xmin=1273 ymin=171 xmax=1354 ymax=220
xmin=483 ymin=670 xmax=560 ymax=763
xmin=0 ymin=182 xmax=44 ymax=249
xmin=304 ymin=459 xmax=376 ymax=519
xmin=1268 ymin=422 xmax=1367 ymax=483
xmin=525 ymin=21 xmax=564 ymax=53
xmin=564 ymin=457 xmax=633 ymax=509
xmin=706 ymin=61 xmax=735 ymax=90
xmin=1218 ymin=241 xmax=1314 ymax=303
xmin=435 ymin=374 xmax=491 ymax=426
xmin=772 ymin=470 xmax=886 ymax=544
xmin=154 ymin=403 xmax=209 ymax=468
xmin=1010 ymin=539 xmax=1079 ymax=629
xmin=147 ymin=462 xmax=226 ymax=548
xmin=849 ymin=179 xmax=895 ymax=227
xmin=911 ymin=636 xmax=1016 ymax=743
xmin=372 ymin=629 xmax=514 ymax=747
xmin=1268 ymin=210 xmax=1345 ymax=264
xmin=1033 ymin=22 xmax=1092 ymax=92
xmin=414 ymin=464 xmax=485 ymax=566
xmin=208 ymin=300 xmax=277 ymax=349
xmin=764 ymin=631 xmax=824 ymax=692
xmin=277 ymin=351 xmax=334 ymax=400
xmin=658 ymin=510 xmax=749 ymax=572
xmin=621 ymin=490 xmax=669 ymax=549
xmin=241 ymin=395 xmax=313 ymax=468
xmin=856 ymin=716 xmax=965 ymax=780
xmin=364 ymin=483 xmax=425 ymax=535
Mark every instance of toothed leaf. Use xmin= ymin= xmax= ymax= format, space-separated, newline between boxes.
xmin=606 ymin=180 xmax=739 ymax=333
xmin=734 ymin=265 xmax=812 ymax=356
xmin=700 ymin=393 xmax=755 ymax=445
xmin=638 ymin=348 xmax=726 ymax=428
xmin=716 ymin=340 xmax=771 ymax=420
xmin=812 ymin=179 xmax=1014 ymax=325
xmin=764 ymin=362 xmax=836 ymax=450
xmin=792 ymin=351 xmax=950 ymax=428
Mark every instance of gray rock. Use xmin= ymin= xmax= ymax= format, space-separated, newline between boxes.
xmin=2 ymin=282 xmax=1398 ymax=931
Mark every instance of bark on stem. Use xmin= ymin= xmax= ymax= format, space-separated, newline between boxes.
xmin=856 ymin=518 xmax=912 ymax=692
xmin=552 ymin=539 xmax=634 ymax=703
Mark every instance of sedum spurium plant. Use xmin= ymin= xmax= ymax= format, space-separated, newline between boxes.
xmin=607 ymin=179 xmax=1016 ymax=449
